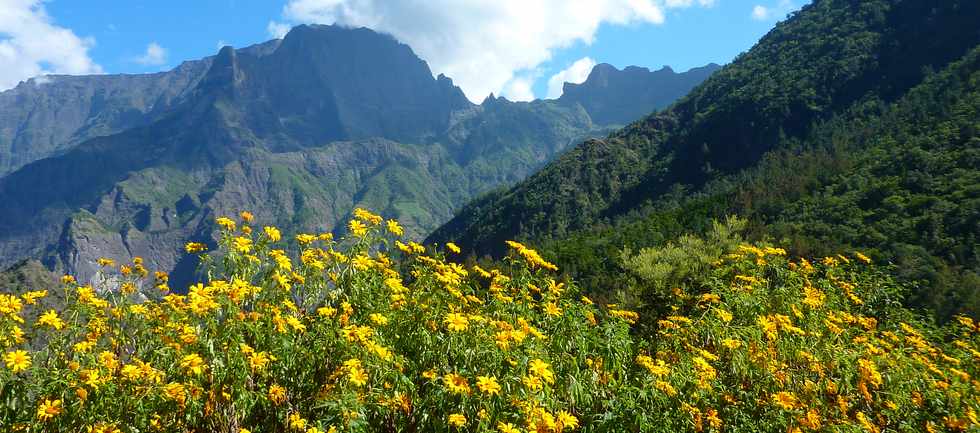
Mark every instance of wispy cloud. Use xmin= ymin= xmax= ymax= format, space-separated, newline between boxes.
xmin=135 ymin=42 xmax=167 ymax=66
xmin=0 ymin=0 xmax=103 ymax=90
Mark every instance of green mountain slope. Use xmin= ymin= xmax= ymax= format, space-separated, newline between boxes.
xmin=428 ymin=0 xmax=980 ymax=318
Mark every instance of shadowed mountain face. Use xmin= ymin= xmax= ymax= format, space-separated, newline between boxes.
xmin=0 ymin=24 xmax=717 ymax=286
xmin=558 ymin=63 xmax=721 ymax=125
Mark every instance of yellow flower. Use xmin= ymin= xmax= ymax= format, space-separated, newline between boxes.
xmin=757 ymin=315 xmax=778 ymax=341
xmin=264 ymin=226 xmax=282 ymax=242
xmin=772 ymin=391 xmax=799 ymax=410
xmin=556 ymin=411 xmax=579 ymax=430
xmin=446 ymin=242 xmax=461 ymax=254
xmin=529 ymin=359 xmax=555 ymax=384
xmin=288 ymin=413 xmax=307 ymax=430
xmin=854 ymin=251 xmax=872 ymax=264
xmin=858 ymin=358 xmax=883 ymax=388
xmin=721 ymin=338 xmax=742 ymax=350
xmin=184 ymin=242 xmax=208 ymax=253
xmin=21 ymin=290 xmax=47 ymax=305
xmin=180 ymin=353 xmax=207 ymax=375
xmin=449 ymin=413 xmax=467 ymax=428
xmin=522 ymin=375 xmax=543 ymax=391
xmin=636 ymin=355 xmax=670 ymax=376
xmin=233 ymin=236 xmax=253 ymax=253
xmin=37 ymin=310 xmax=65 ymax=330
xmin=353 ymin=208 xmax=383 ymax=224
xmin=4 ymin=350 xmax=30 ymax=373
xmin=705 ymin=408 xmax=722 ymax=429
xmin=73 ymin=340 xmax=95 ymax=353
xmin=856 ymin=411 xmax=879 ymax=433
xmin=692 ymin=356 xmax=717 ymax=388
xmin=386 ymin=219 xmax=404 ymax=236
xmin=239 ymin=211 xmax=254 ymax=223
xmin=348 ymin=219 xmax=368 ymax=237
xmin=443 ymin=373 xmax=470 ymax=394
xmin=545 ymin=302 xmax=562 ymax=317
xmin=655 ymin=380 xmax=677 ymax=396
xmin=162 ymin=382 xmax=186 ymax=405
xmin=348 ymin=365 xmax=369 ymax=387
xmin=36 ymin=398 xmax=62 ymax=421
xmin=476 ymin=375 xmax=501 ymax=395
xmin=268 ymin=384 xmax=287 ymax=405
xmin=803 ymin=285 xmax=825 ymax=308
xmin=295 ymin=233 xmax=317 ymax=245
xmin=609 ymin=309 xmax=639 ymax=324
xmin=0 ymin=293 xmax=23 ymax=316
xmin=249 ymin=352 xmax=273 ymax=371
xmin=216 ymin=217 xmax=236 ymax=231
xmin=286 ymin=315 xmax=307 ymax=332
xmin=444 ymin=313 xmax=469 ymax=332
xmin=799 ymin=409 xmax=822 ymax=429
xmin=498 ymin=422 xmax=522 ymax=433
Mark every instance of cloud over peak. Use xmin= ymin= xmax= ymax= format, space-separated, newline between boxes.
xmin=0 ymin=0 xmax=103 ymax=90
xmin=546 ymin=57 xmax=597 ymax=99
xmin=271 ymin=0 xmax=716 ymax=102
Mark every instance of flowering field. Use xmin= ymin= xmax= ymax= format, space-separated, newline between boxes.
xmin=1 ymin=209 xmax=977 ymax=432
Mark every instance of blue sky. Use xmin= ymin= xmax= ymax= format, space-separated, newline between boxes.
xmin=3 ymin=0 xmax=805 ymax=100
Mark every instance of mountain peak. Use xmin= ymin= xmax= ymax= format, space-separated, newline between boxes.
xmin=559 ymin=62 xmax=721 ymax=124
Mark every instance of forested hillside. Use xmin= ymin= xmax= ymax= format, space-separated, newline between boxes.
xmin=428 ymin=0 xmax=980 ymax=319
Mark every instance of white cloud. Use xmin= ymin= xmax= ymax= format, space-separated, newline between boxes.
xmin=0 ymin=0 xmax=102 ymax=90
xmin=752 ymin=1 xmax=794 ymax=21
xmin=267 ymin=21 xmax=291 ymax=39
xmin=546 ymin=56 xmax=596 ymax=99
xmin=31 ymin=75 xmax=51 ymax=86
xmin=135 ymin=42 xmax=167 ymax=66
xmin=500 ymin=75 xmax=537 ymax=102
xmin=665 ymin=0 xmax=716 ymax=7
xmin=272 ymin=0 xmax=715 ymax=102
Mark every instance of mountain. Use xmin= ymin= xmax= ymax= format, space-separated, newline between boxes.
xmin=0 ymin=60 xmax=210 ymax=178
xmin=557 ymin=63 xmax=721 ymax=125
xmin=0 ymin=40 xmax=284 ymax=178
xmin=0 ymin=24 xmax=715 ymax=286
xmin=428 ymin=0 xmax=980 ymax=319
